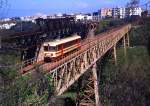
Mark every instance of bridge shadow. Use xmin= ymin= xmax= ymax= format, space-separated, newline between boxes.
xmin=64 ymin=97 xmax=76 ymax=106
xmin=49 ymin=96 xmax=75 ymax=106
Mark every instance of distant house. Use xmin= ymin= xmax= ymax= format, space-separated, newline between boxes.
xmin=98 ymin=7 xmax=143 ymax=19
xmin=0 ymin=23 xmax=16 ymax=29
xmin=75 ymin=13 xmax=92 ymax=22
xmin=112 ymin=7 xmax=126 ymax=19
xmin=75 ymin=14 xmax=85 ymax=21
xmin=92 ymin=12 xmax=100 ymax=21
xmin=99 ymin=8 xmax=113 ymax=19
xmin=126 ymin=7 xmax=142 ymax=18
xmin=85 ymin=13 xmax=93 ymax=21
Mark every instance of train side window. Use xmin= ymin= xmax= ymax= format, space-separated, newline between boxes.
xmin=58 ymin=45 xmax=62 ymax=50
xmin=64 ymin=42 xmax=69 ymax=48
xmin=44 ymin=46 xmax=48 ymax=51
xmin=49 ymin=46 xmax=56 ymax=51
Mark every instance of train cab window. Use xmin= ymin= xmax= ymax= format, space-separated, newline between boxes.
xmin=44 ymin=46 xmax=48 ymax=51
xmin=49 ymin=46 xmax=56 ymax=51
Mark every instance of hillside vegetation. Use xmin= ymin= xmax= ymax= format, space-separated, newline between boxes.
xmin=100 ymin=17 xmax=150 ymax=106
xmin=0 ymin=18 xmax=150 ymax=105
xmin=100 ymin=47 xmax=150 ymax=106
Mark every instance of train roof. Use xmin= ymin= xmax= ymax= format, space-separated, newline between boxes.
xmin=43 ymin=35 xmax=81 ymax=46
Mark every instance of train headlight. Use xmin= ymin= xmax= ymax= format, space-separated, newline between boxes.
xmin=44 ymin=53 xmax=47 ymax=56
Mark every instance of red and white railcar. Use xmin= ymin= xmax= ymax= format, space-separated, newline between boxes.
xmin=43 ymin=35 xmax=81 ymax=62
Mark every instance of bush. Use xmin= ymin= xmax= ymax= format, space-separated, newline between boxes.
xmin=100 ymin=47 xmax=150 ymax=106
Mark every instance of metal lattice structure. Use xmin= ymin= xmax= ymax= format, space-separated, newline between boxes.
xmin=47 ymin=24 xmax=131 ymax=93
xmin=21 ymin=24 xmax=131 ymax=105
xmin=0 ymin=0 xmax=9 ymax=19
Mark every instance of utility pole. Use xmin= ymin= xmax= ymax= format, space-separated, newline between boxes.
xmin=0 ymin=35 xmax=1 ymax=49
xmin=113 ymin=44 xmax=117 ymax=66
xmin=0 ymin=0 xmax=9 ymax=19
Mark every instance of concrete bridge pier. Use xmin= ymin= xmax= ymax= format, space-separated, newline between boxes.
xmin=113 ymin=44 xmax=117 ymax=66
xmin=123 ymin=33 xmax=130 ymax=58
xmin=113 ymin=32 xmax=130 ymax=66
xmin=92 ymin=63 xmax=101 ymax=106
xmin=126 ymin=33 xmax=130 ymax=47
xmin=123 ymin=36 xmax=127 ymax=57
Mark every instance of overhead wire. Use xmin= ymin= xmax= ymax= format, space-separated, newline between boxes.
xmin=0 ymin=0 xmax=12 ymax=19
xmin=140 ymin=0 xmax=150 ymax=10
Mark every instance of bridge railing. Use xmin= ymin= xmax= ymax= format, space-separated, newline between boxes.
xmin=16 ymin=57 xmax=36 ymax=72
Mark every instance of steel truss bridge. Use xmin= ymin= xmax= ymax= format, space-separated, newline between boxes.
xmin=20 ymin=24 xmax=131 ymax=106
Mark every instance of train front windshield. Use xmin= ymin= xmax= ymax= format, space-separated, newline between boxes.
xmin=44 ymin=46 xmax=48 ymax=51
xmin=44 ymin=46 xmax=56 ymax=51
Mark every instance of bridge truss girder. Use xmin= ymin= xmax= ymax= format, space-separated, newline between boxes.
xmin=76 ymin=63 xmax=101 ymax=106
xmin=44 ymin=25 xmax=131 ymax=105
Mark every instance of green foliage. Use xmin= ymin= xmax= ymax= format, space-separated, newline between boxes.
xmin=95 ymin=20 xmax=111 ymax=34
xmin=95 ymin=19 xmax=126 ymax=35
xmin=62 ymin=92 xmax=76 ymax=101
xmin=0 ymin=66 xmax=53 ymax=106
xmin=129 ymin=17 xmax=150 ymax=57
xmin=0 ymin=47 xmax=53 ymax=106
xmin=130 ymin=27 xmax=149 ymax=46
xmin=100 ymin=47 xmax=150 ymax=106
xmin=0 ymin=51 xmax=20 ymax=82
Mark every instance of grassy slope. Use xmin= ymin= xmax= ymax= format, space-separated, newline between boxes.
xmin=100 ymin=47 xmax=150 ymax=106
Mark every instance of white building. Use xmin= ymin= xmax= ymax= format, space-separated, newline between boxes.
xmin=56 ymin=13 xmax=63 ymax=18
xmin=112 ymin=8 xmax=119 ymax=19
xmin=112 ymin=7 xmax=142 ymax=19
xmin=92 ymin=12 xmax=100 ymax=21
xmin=20 ymin=16 xmax=37 ymax=23
xmin=1 ymin=18 xmax=11 ymax=22
xmin=75 ymin=13 xmax=92 ymax=21
xmin=47 ymin=15 xmax=57 ymax=19
xmin=113 ymin=7 xmax=126 ymax=19
xmin=99 ymin=8 xmax=113 ymax=19
xmin=35 ymin=13 xmax=48 ymax=19
xmin=75 ymin=14 xmax=85 ymax=21
xmin=0 ymin=23 xmax=16 ymax=29
xmin=119 ymin=8 xmax=126 ymax=18
xmin=86 ymin=14 xmax=93 ymax=20
xmin=126 ymin=7 xmax=142 ymax=17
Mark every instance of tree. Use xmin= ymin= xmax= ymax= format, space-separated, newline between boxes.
xmin=126 ymin=0 xmax=140 ymax=8
xmin=147 ymin=36 xmax=150 ymax=56
xmin=126 ymin=0 xmax=140 ymax=17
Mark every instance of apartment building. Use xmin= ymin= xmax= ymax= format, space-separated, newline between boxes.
xmin=126 ymin=7 xmax=142 ymax=17
xmin=112 ymin=7 xmax=126 ymax=19
xmin=99 ymin=8 xmax=113 ymax=19
xmin=92 ymin=12 xmax=100 ymax=21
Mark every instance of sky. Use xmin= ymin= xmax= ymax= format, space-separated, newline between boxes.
xmin=0 ymin=0 xmax=149 ymax=17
